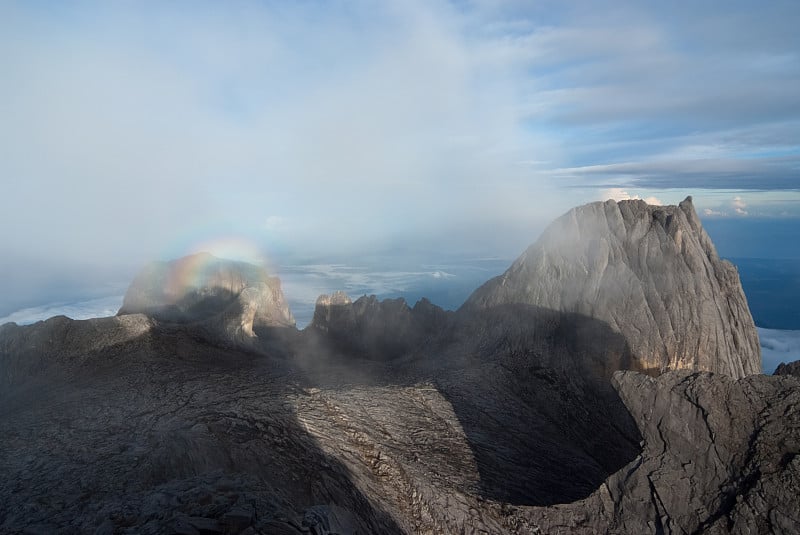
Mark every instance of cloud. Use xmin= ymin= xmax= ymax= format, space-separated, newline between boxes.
xmin=2 ymin=1 xmax=800 ymax=309
xmin=601 ymin=188 xmax=662 ymax=205
xmin=556 ymin=156 xmax=800 ymax=191
xmin=280 ymin=263 xmax=459 ymax=301
xmin=703 ymin=208 xmax=727 ymax=217
xmin=702 ymin=196 xmax=753 ymax=218
xmin=0 ymin=295 xmax=124 ymax=326
xmin=732 ymin=196 xmax=748 ymax=216
xmin=758 ymin=327 xmax=800 ymax=374
xmin=0 ymin=1 xmax=566 ymax=270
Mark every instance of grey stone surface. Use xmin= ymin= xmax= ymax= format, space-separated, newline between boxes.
xmin=0 ymin=313 xmax=153 ymax=389
xmin=465 ymin=197 xmax=761 ymax=377
xmin=2 ymin=321 xmax=795 ymax=534
xmin=528 ymin=370 xmax=800 ymax=534
xmin=0 ymin=198 xmax=788 ymax=534
xmin=774 ymin=359 xmax=800 ymax=377
xmin=118 ymin=252 xmax=295 ymax=341
xmin=308 ymin=293 xmax=450 ymax=359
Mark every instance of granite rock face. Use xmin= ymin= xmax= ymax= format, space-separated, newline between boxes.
xmin=774 ymin=360 xmax=800 ymax=377
xmin=0 ymin=198 xmax=786 ymax=534
xmin=531 ymin=370 xmax=800 ymax=533
xmin=309 ymin=292 xmax=450 ymax=359
xmin=0 ymin=313 xmax=153 ymax=389
xmin=2 ymin=322 xmax=796 ymax=534
xmin=0 ymin=326 xmax=401 ymax=534
xmin=465 ymin=197 xmax=761 ymax=378
xmin=118 ymin=252 xmax=295 ymax=340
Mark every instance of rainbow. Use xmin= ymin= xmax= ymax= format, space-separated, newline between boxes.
xmin=158 ymin=232 xmax=274 ymax=299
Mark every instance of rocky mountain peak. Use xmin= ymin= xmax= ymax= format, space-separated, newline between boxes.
xmin=1 ymin=198 xmax=793 ymax=534
xmin=118 ymin=253 xmax=295 ymax=340
xmin=464 ymin=196 xmax=761 ymax=378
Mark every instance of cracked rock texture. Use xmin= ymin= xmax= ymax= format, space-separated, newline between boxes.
xmin=528 ymin=370 xmax=800 ymax=534
xmin=0 ymin=198 xmax=790 ymax=534
xmin=465 ymin=197 xmax=761 ymax=377
xmin=2 ymin=323 xmax=796 ymax=534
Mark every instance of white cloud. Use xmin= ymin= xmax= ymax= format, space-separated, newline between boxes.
xmin=601 ymin=188 xmax=662 ymax=205
xmin=758 ymin=327 xmax=800 ymax=374
xmin=0 ymin=295 xmax=124 ymax=326
xmin=0 ymin=1 xmax=562 ymax=269
xmin=2 ymin=1 xmax=800 ymax=310
xmin=732 ymin=196 xmax=749 ymax=216
xmin=703 ymin=208 xmax=727 ymax=217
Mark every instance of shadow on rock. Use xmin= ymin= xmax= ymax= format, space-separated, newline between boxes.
xmin=0 ymin=318 xmax=404 ymax=534
xmin=290 ymin=301 xmax=644 ymax=507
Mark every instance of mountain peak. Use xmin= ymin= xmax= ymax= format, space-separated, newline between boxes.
xmin=118 ymin=254 xmax=295 ymax=339
xmin=464 ymin=197 xmax=761 ymax=377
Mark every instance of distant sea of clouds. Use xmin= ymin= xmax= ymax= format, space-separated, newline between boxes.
xmin=758 ymin=328 xmax=800 ymax=374
xmin=0 ymin=295 xmax=124 ymax=326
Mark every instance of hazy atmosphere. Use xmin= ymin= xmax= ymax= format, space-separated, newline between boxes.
xmin=1 ymin=1 xmax=799 ymax=369
xmin=4 ymin=4 xmax=800 ymax=533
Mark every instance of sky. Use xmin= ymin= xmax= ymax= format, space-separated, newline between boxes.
xmin=1 ymin=0 xmax=799 ymax=317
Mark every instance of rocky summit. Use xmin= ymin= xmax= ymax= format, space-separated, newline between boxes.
xmin=1 ymin=198 xmax=795 ymax=535
xmin=118 ymin=252 xmax=295 ymax=341
xmin=465 ymin=196 xmax=761 ymax=378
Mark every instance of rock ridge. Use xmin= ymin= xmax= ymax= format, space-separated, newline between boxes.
xmin=309 ymin=292 xmax=450 ymax=359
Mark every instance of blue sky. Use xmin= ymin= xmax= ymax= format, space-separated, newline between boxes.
xmin=1 ymin=1 xmax=799 ymax=315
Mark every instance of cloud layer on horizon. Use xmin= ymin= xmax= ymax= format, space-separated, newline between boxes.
xmin=759 ymin=327 xmax=800 ymax=374
xmin=0 ymin=295 xmax=124 ymax=326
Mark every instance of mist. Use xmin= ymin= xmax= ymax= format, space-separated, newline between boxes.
xmin=2 ymin=1 xmax=799 ymax=318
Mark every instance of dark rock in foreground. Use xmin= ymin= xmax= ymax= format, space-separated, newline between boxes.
xmin=1 ymin=325 xmax=796 ymax=533
xmin=0 ymin=313 xmax=152 ymax=389
xmin=0 ymin=197 xmax=786 ymax=534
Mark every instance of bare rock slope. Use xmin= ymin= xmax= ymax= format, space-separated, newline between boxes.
xmin=465 ymin=196 xmax=761 ymax=377
xmin=0 ymin=198 xmax=788 ymax=534
xmin=1 ymin=328 xmax=796 ymax=534
xmin=530 ymin=370 xmax=800 ymax=533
